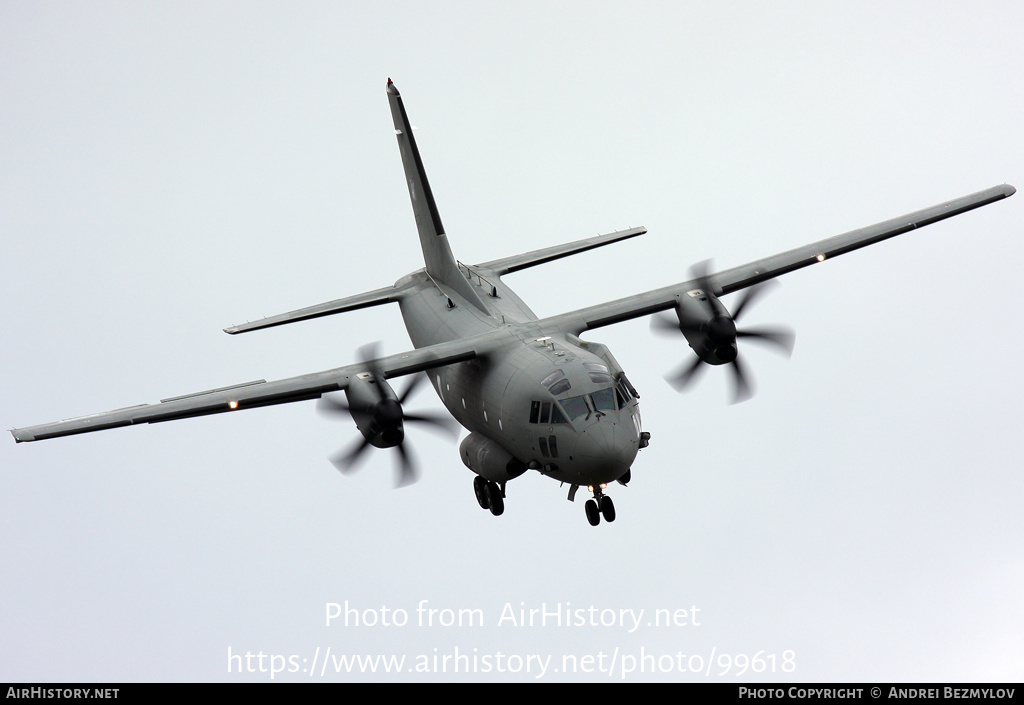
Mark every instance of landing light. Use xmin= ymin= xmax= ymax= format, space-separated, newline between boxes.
xmin=816 ymin=253 xmax=826 ymax=262
xmin=228 ymin=400 xmax=239 ymax=409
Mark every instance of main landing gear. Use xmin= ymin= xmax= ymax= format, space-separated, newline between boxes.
xmin=473 ymin=476 xmax=505 ymax=516
xmin=585 ymin=487 xmax=615 ymax=527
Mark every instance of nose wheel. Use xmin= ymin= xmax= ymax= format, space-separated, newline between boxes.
xmin=585 ymin=489 xmax=615 ymax=526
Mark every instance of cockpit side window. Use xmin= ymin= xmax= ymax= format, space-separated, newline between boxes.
xmin=530 ymin=400 xmax=569 ymax=424
xmin=615 ymin=373 xmax=639 ymax=409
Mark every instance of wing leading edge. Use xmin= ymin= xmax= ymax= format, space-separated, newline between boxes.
xmin=541 ymin=184 xmax=1015 ymax=334
xmin=10 ymin=336 xmax=493 ymax=443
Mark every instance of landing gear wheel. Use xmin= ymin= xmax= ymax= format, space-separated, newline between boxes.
xmin=486 ymin=482 xmax=504 ymax=516
xmin=599 ymin=495 xmax=616 ymax=522
xmin=473 ymin=476 xmax=490 ymax=510
xmin=585 ymin=499 xmax=601 ymax=526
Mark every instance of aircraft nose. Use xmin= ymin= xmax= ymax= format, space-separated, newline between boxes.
xmin=574 ymin=420 xmax=636 ymax=484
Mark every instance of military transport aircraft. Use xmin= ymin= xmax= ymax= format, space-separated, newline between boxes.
xmin=10 ymin=80 xmax=1016 ymax=526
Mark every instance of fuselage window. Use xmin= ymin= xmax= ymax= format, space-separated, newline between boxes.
xmin=539 ymin=402 xmax=551 ymax=424
xmin=529 ymin=400 xmax=540 ymax=424
xmin=538 ymin=436 xmax=550 ymax=457
xmin=548 ymin=435 xmax=558 ymax=457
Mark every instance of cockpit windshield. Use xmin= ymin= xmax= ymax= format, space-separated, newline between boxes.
xmin=559 ymin=395 xmax=590 ymax=421
xmin=558 ymin=387 xmax=615 ymax=421
xmin=591 ymin=388 xmax=615 ymax=411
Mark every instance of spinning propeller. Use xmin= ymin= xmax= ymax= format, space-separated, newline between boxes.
xmin=651 ymin=262 xmax=795 ymax=403
xmin=317 ymin=343 xmax=458 ymax=487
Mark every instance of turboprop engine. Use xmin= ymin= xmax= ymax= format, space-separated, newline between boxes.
xmin=344 ymin=372 xmax=405 ymax=449
xmin=317 ymin=367 xmax=457 ymax=487
xmin=673 ymin=288 xmax=740 ymax=366
xmin=651 ymin=262 xmax=795 ymax=403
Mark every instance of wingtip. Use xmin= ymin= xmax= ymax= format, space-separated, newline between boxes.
xmin=1005 ymin=183 xmax=1016 ymax=197
xmin=386 ymin=78 xmax=399 ymax=96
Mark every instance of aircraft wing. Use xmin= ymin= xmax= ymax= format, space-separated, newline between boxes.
xmin=542 ymin=184 xmax=1016 ymax=334
xmin=10 ymin=337 xmax=489 ymax=443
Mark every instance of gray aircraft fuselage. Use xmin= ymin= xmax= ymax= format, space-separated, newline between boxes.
xmin=396 ymin=265 xmax=641 ymax=487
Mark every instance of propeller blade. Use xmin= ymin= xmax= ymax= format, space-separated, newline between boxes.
xmin=357 ymin=341 xmax=381 ymax=363
xmin=650 ymin=311 xmax=681 ymax=336
xmin=356 ymin=341 xmax=385 ymax=381
xmin=393 ymin=442 xmax=418 ymax=488
xmin=329 ymin=435 xmax=373 ymax=474
xmin=316 ymin=394 xmax=351 ymax=417
xmin=736 ymin=326 xmax=796 ymax=356
xmin=656 ymin=262 xmax=792 ymax=403
xmin=319 ymin=355 xmax=457 ymax=487
xmin=651 ymin=310 xmax=705 ymax=337
xmin=665 ymin=355 xmax=705 ymax=391
xmin=397 ymin=372 xmax=426 ymax=404
xmin=402 ymin=411 xmax=460 ymax=438
xmin=689 ymin=259 xmax=713 ymax=291
xmin=728 ymin=356 xmax=754 ymax=404
xmin=731 ymin=280 xmax=778 ymax=322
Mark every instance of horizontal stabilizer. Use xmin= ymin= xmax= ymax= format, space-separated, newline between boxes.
xmin=224 ymin=284 xmax=400 ymax=334
xmin=477 ymin=226 xmax=647 ymax=276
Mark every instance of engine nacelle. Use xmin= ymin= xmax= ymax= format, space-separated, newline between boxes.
xmin=344 ymin=372 xmax=404 ymax=448
xmin=460 ymin=433 xmax=527 ymax=483
xmin=675 ymin=289 xmax=738 ymax=365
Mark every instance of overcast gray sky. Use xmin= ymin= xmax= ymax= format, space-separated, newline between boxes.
xmin=2 ymin=1 xmax=1022 ymax=682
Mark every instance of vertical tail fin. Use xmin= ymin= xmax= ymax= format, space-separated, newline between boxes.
xmin=386 ymin=80 xmax=487 ymax=313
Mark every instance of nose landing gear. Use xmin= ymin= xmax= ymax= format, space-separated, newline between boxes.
xmin=585 ymin=488 xmax=615 ymax=526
